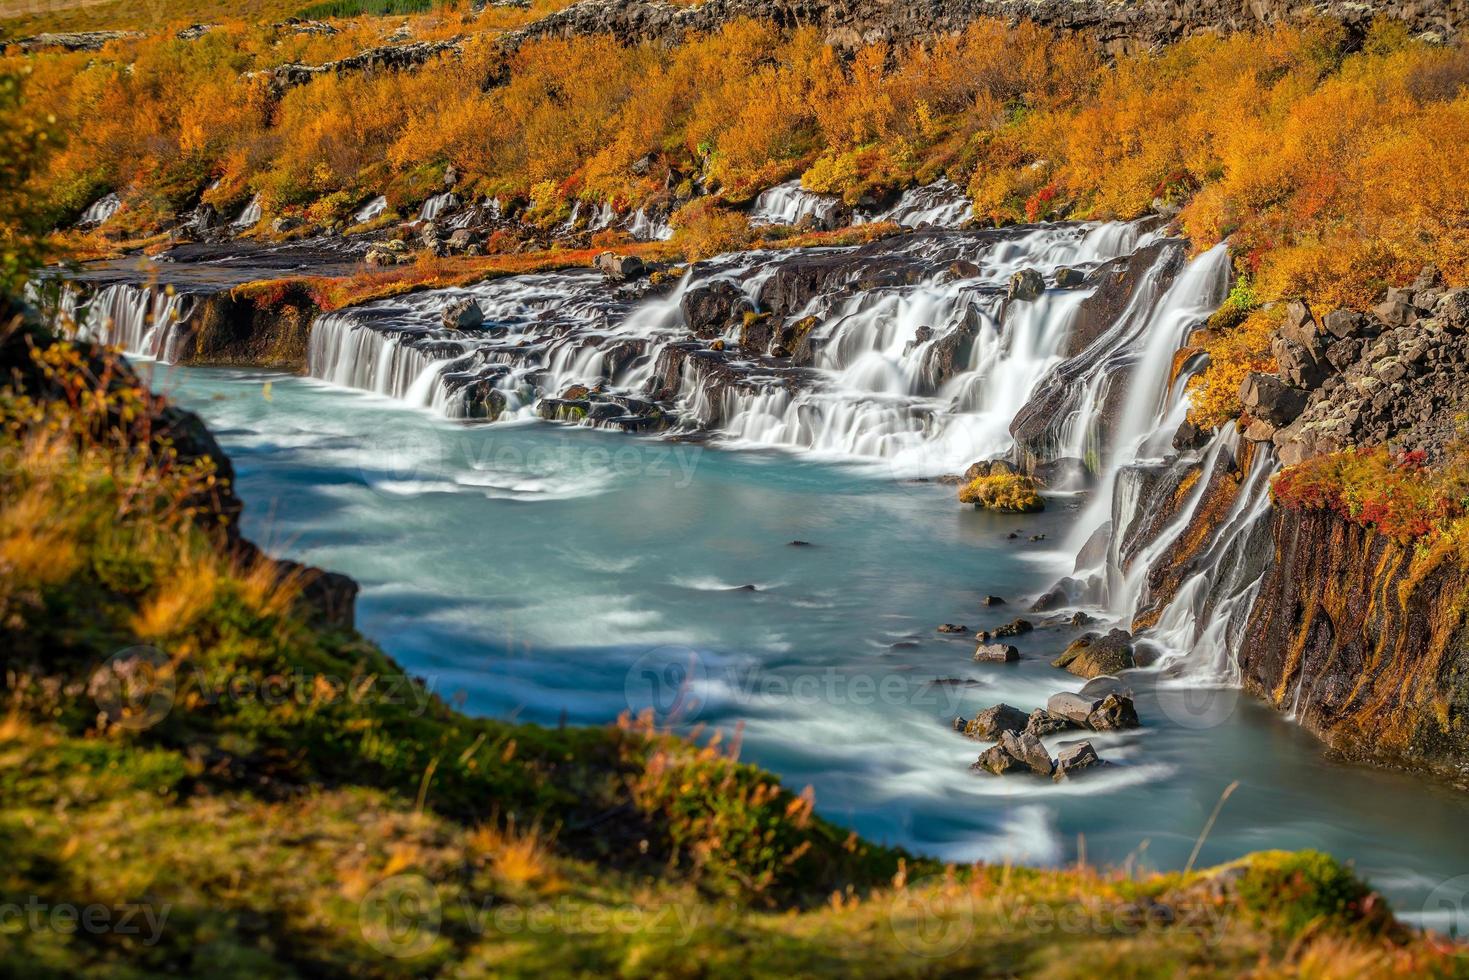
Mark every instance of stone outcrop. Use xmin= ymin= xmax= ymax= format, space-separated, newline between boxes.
xmin=1239 ymin=506 xmax=1469 ymax=783
xmin=14 ymin=31 xmax=144 ymax=52
xmin=503 ymin=0 xmax=1469 ymax=54
xmin=248 ymin=39 xmax=464 ymax=97
xmin=1244 ymin=272 xmax=1469 ymax=466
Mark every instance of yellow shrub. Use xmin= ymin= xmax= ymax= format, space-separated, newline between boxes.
xmin=958 ymin=473 xmax=1045 ymax=513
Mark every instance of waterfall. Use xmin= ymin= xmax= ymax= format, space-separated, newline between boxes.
xmin=49 ymin=282 xmax=198 ymax=363
xmin=419 ymin=193 xmax=460 ymax=222
xmin=748 ymin=181 xmax=846 ymax=228
xmin=78 ymin=193 xmax=122 ymax=228
xmin=354 ymin=196 xmax=388 ymax=223
xmin=858 ymin=178 xmax=974 ymax=230
xmin=233 ymin=195 xmax=262 ymax=229
xmin=626 ymin=208 xmax=673 ymax=241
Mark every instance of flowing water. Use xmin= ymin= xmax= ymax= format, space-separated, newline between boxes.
xmin=142 ymin=361 xmax=1469 ymax=926
xmin=60 ymin=215 xmax=1469 ymax=925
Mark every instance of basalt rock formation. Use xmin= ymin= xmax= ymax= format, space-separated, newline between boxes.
xmin=504 ymin=0 xmax=1469 ymax=54
xmin=1239 ymin=506 xmax=1469 ymax=783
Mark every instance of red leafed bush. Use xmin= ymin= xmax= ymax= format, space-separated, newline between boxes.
xmin=1272 ymin=447 xmax=1462 ymax=542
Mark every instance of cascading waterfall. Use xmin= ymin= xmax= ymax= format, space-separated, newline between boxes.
xmin=354 ymin=196 xmax=388 ymax=223
xmin=233 ymin=195 xmax=263 ymax=229
xmin=54 ymin=282 xmax=198 ymax=363
xmin=859 ymin=178 xmax=974 ymax=230
xmin=419 ymin=193 xmax=460 ymax=222
xmin=78 ymin=192 xmax=122 ymax=228
xmin=748 ymin=181 xmax=846 ymax=228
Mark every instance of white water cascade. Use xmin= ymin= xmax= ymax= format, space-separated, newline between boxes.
xmin=77 ymin=193 xmax=122 ymax=228
xmin=354 ymin=195 xmax=388 ymax=224
xmin=860 ymin=178 xmax=974 ymax=230
xmin=748 ymin=181 xmax=847 ymax=228
xmin=233 ymin=195 xmax=263 ymax=229
xmin=419 ymin=193 xmax=460 ymax=222
xmin=57 ymin=282 xmax=198 ymax=363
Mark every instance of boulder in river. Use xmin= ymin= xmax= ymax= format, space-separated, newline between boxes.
xmin=973 ymin=642 xmax=1020 ymax=663
xmin=937 ymin=623 xmax=968 ymax=634
xmin=681 ymin=279 xmax=752 ymax=339
xmin=1052 ymin=629 xmax=1136 ymax=678
xmin=962 ymin=702 xmax=1029 ymax=741
xmin=1025 ymin=708 xmax=1078 ymax=738
xmin=1054 ymin=740 xmax=1104 ymax=780
xmin=1046 ymin=692 xmax=1101 ymax=726
xmin=971 ymin=743 xmax=1030 ymax=775
xmin=596 ymin=251 xmax=646 ymax=281
xmin=1009 ymin=267 xmax=1044 ymax=302
xmin=441 ymin=298 xmax=484 ymax=331
xmin=1000 ymin=730 xmax=1054 ymax=776
xmin=1086 ymin=693 xmax=1141 ymax=731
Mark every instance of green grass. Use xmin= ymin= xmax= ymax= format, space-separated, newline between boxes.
xmin=294 ymin=0 xmax=438 ymax=20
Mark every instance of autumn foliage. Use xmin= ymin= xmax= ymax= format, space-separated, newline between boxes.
xmin=1272 ymin=447 xmax=1469 ymax=543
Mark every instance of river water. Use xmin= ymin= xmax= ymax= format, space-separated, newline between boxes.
xmin=144 ymin=359 xmax=1469 ymax=927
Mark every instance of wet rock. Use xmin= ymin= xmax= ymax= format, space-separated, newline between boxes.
xmin=1070 ymin=611 xmax=1096 ymax=628
xmin=1046 ymin=692 xmax=1101 ymax=726
xmin=1054 ymin=266 xmax=1086 ymax=288
xmin=1031 ymin=577 xmax=1080 ymax=612
xmin=973 ymin=642 xmax=1020 ymax=663
xmin=1033 ymin=456 xmax=1090 ymax=490
xmin=1079 ymin=675 xmax=1134 ymax=700
xmin=1073 ymin=522 xmax=1111 ymax=572
xmin=1086 ymin=693 xmax=1141 ymax=731
xmin=999 ymin=730 xmax=1054 ymax=776
xmin=981 ymin=620 xmax=1040 ymax=643
xmin=1025 ymin=708 xmax=1078 ymax=738
xmin=962 ymin=702 xmax=1030 ymax=741
xmin=441 ymin=298 xmax=484 ymax=331
xmin=596 ymin=251 xmax=645 ymax=281
xmin=1054 ymin=740 xmax=1104 ymax=780
xmin=680 ymin=279 xmax=752 ymax=339
xmin=971 ymin=743 xmax=1029 ymax=775
xmin=787 ymin=540 xmax=812 ymax=547
xmin=1053 ymin=629 xmax=1136 ymax=678
xmin=982 ymin=595 xmax=1005 ymax=606
xmin=1008 ymin=267 xmax=1044 ymax=302
xmin=937 ymin=623 xmax=968 ymax=634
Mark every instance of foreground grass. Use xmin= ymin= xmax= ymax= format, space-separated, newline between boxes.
xmin=0 ymin=310 xmax=1465 ymax=976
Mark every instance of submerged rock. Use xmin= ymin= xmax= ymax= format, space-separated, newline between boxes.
xmin=937 ymin=623 xmax=968 ymax=634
